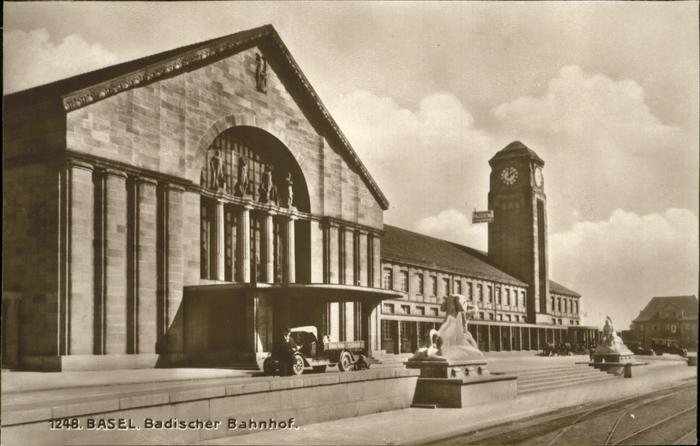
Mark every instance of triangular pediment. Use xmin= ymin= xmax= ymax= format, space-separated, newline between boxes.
xmin=4 ymin=24 xmax=389 ymax=210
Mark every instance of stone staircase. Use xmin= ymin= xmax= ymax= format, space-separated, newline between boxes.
xmin=371 ymin=352 xmax=618 ymax=395
xmin=227 ymin=359 xmax=261 ymax=371
xmin=370 ymin=352 xmax=413 ymax=368
xmin=509 ymin=364 xmax=616 ymax=394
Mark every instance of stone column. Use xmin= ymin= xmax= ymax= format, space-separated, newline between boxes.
xmin=486 ymin=326 xmax=492 ymax=352
xmin=358 ymin=231 xmax=369 ymax=287
xmin=284 ymin=215 xmax=297 ymax=284
xmin=135 ymin=177 xmax=158 ymax=354
xmin=324 ymin=222 xmax=340 ymax=284
xmin=263 ymin=211 xmax=276 ymax=283
xmin=214 ymin=200 xmax=225 ymax=281
xmin=344 ymin=228 xmax=355 ymax=340
xmin=324 ymin=222 xmax=340 ymax=339
xmin=103 ymin=169 xmax=128 ymax=355
xmin=343 ymin=229 xmax=354 ymax=285
xmin=509 ymin=326 xmax=513 ymax=351
xmin=519 ymin=327 xmax=523 ymax=351
xmin=164 ymin=184 xmax=185 ymax=354
xmin=64 ymin=161 xmax=95 ymax=355
xmin=396 ymin=320 xmax=402 ymax=353
xmin=372 ymin=235 xmax=381 ymax=288
xmin=248 ymin=292 xmax=273 ymax=355
xmin=237 ymin=205 xmax=252 ymax=283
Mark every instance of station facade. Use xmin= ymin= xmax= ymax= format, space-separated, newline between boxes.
xmin=3 ymin=25 xmax=400 ymax=371
xmin=3 ymin=24 xmax=595 ymax=371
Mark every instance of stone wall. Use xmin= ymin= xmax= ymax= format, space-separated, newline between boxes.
xmin=1 ymin=369 xmax=420 ymax=445
xmin=3 ymin=163 xmax=60 ymax=357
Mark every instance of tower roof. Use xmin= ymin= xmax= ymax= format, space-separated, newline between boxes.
xmin=489 ymin=141 xmax=544 ymax=166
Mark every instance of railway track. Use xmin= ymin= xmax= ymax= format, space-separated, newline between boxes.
xmin=610 ymin=405 xmax=696 ymax=445
xmin=427 ymin=381 xmax=697 ymax=446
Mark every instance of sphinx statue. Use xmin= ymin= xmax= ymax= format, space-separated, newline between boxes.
xmin=409 ymin=294 xmax=485 ymax=362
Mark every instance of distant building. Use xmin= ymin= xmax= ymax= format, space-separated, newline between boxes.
xmin=629 ymin=295 xmax=698 ymax=350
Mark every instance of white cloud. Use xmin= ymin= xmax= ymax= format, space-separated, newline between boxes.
xmin=330 ymin=90 xmax=497 ymax=225
xmin=491 ymin=65 xmax=696 ymax=230
xmin=550 ymin=208 xmax=698 ymax=329
xmin=4 ymin=29 xmax=119 ymax=93
xmin=414 ymin=209 xmax=488 ymax=251
xmin=493 ymin=65 xmax=682 ymax=152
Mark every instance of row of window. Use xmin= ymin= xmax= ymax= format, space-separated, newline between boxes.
xmin=383 ymin=303 xmax=440 ymax=317
xmin=382 ymin=303 xmax=527 ymax=323
xmin=478 ymin=312 xmax=526 ymax=323
xmin=382 ymin=265 xmax=526 ymax=307
xmin=332 ymin=227 xmax=375 ymax=286
xmin=550 ymin=295 xmax=580 ymax=316
xmin=551 ymin=318 xmax=581 ymax=326
xmin=201 ymin=198 xmax=284 ymax=282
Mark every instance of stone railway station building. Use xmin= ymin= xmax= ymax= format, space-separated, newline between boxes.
xmin=2 ymin=25 xmax=596 ymax=371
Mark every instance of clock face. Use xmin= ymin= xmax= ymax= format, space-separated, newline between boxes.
xmin=534 ymin=167 xmax=543 ymax=187
xmin=500 ymin=166 xmax=519 ymax=185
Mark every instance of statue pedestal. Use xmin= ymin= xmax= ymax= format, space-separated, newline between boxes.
xmin=590 ymin=345 xmax=635 ymax=376
xmin=406 ymin=360 xmax=517 ymax=408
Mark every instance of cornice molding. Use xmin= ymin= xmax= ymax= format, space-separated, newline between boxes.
xmin=62 ymin=30 xmax=268 ymax=112
xmin=57 ymin=25 xmax=390 ymax=210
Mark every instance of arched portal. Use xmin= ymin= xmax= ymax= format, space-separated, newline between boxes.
xmin=201 ymin=126 xmax=310 ymax=213
xmin=199 ymin=126 xmax=311 ymax=284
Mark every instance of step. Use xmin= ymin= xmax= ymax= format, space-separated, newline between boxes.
xmin=518 ymin=374 xmax=616 ymax=394
xmin=493 ymin=365 xmax=584 ymax=375
xmin=225 ymin=363 xmax=260 ymax=371
xmin=520 ymin=369 xmax=608 ymax=384
xmin=504 ymin=365 xmax=586 ymax=374
xmin=520 ymin=373 xmax=607 ymax=387
xmin=514 ymin=369 xmax=601 ymax=380
xmin=510 ymin=367 xmax=590 ymax=376
xmin=518 ymin=369 xmax=607 ymax=384
xmin=519 ymin=376 xmax=616 ymax=394
xmin=519 ymin=376 xmax=616 ymax=395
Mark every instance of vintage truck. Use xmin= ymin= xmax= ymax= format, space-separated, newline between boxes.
xmin=262 ymin=326 xmax=368 ymax=376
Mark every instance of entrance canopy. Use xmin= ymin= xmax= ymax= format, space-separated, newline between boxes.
xmin=184 ymin=283 xmax=404 ymax=304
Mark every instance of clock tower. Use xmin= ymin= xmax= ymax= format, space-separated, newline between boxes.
xmin=488 ymin=141 xmax=550 ymax=323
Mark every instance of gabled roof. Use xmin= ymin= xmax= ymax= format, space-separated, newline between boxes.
xmin=382 ymin=225 xmax=581 ymax=297
xmin=633 ymin=295 xmax=698 ymax=323
xmin=549 ymin=280 xmax=581 ymax=297
xmin=4 ymin=24 xmax=389 ymax=210
xmin=382 ymin=225 xmax=527 ymax=287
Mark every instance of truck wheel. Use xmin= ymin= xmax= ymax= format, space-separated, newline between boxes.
xmin=338 ymin=351 xmax=353 ymax=372
xmin=292 ymin=354 xmax=305 ymax=376
xmin=263 ymin=357 xmax=274 ymax=375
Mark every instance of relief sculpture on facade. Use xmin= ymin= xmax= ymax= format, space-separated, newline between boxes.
xmin=284 ymin=172 xmax=294 ymax=208
xmin=234 ymin=157 xmax=251 ymax=196
xmin=209 ymin=149 xmax=225 ymax=191
xmin=255 ymin=53 xmax=268 ymax=93
xmin=258 ymin=165 xmax=278 ymax=204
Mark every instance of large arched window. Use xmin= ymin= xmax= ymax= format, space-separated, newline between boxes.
xmin=200 ymin=126 xmax=310 ymax=282
xmin=201 ymin=126 xmax=309 ymax=212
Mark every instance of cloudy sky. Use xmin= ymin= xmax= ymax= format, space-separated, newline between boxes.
xmin=4 ymin=2 xmax=698 ymax=328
